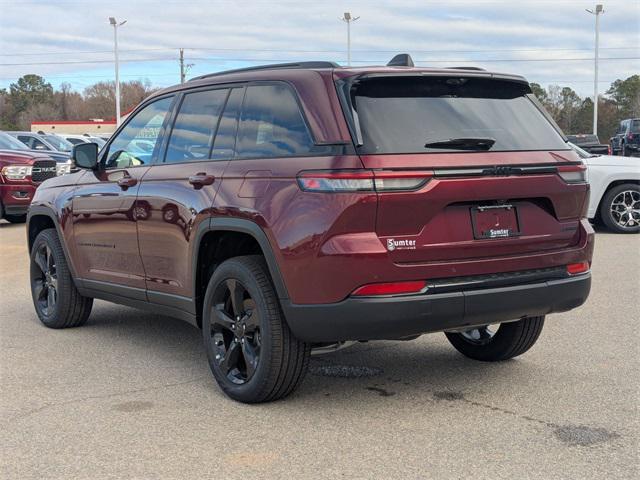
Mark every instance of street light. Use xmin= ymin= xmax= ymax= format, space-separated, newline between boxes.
xmin=341 ymin=12 xmax=359 ymax=66
xmin=109 ymin=17 xmax=127 ymax=126
xmin=586 ymin=4 xmax=604 ymax=136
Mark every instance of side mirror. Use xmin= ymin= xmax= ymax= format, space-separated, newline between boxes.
xmin=73 ymin=142 xmax=99 ymax=170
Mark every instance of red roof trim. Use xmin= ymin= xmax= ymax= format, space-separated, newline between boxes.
xmin=31 ymin=120 xmax=117 ymax=125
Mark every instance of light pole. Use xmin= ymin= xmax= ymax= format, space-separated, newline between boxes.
xmin=109 ymin=17 xmax=127 ymax=126
xmin=341 ymin=12 xmax=359 ymax=66
xmin=586 ymin=4 xmax=604 ymax=136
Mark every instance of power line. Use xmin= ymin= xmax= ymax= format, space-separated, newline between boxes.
xmin=2 ymin=56 xmax=638 ymax=67
xmin=0 ymin=46 xmax=636 ymax=57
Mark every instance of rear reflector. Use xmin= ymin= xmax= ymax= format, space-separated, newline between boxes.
xmin=297 ymin=170 xmax=432 ymax=193
xmin=557 ymin=164 xmax=587 ymax=184
xmin=351 ymin=280 xmax=427 ymax=297
xmin=567 ymin=261 xmax=590 ymax=275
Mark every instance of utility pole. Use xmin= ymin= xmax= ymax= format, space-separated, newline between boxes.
xmin=179 ymin=48 xmax=194 ymax=83
xmin=109 ymin=17 xmax=127 ymax=126
xmin=341 ymin=12 xmax=360 ymax=66
xmin=180 ymin=48 xmax=185 ymax=83
xmin=586 ymin=4 xmax=604 ymax=136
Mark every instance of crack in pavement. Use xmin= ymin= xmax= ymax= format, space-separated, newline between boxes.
xmin=2 ymin=376 xmax=209 ymax=424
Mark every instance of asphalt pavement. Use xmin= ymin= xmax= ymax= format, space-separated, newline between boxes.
xmin=1 ymin=221 xmax=638 ymax=479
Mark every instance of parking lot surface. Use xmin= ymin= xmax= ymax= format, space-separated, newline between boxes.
xmin=1 ymin=221 xmax=638 ymax=479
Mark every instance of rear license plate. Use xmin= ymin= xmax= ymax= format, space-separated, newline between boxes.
xmin=471 ymin=205 xmax=520 ymax=239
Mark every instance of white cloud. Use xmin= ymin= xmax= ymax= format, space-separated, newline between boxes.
xmin=0 ymin=0 xmax=637 ymax=96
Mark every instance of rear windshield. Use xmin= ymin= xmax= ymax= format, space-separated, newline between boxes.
xmin=568 ymin=134 xmax=599 ymax=144
xmin=631 ymin=120 xmax=640 ymax=133
xmin=347 ymin=76 xmax=568 ymax=154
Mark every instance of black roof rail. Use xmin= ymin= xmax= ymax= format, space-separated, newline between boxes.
xmin=189 ymin=61 xmax=340 ymax=81
xmin=447 ymin=66 xmax=486 ymax=71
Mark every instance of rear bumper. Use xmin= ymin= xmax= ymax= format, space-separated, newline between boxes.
xmin=283 ymin=273 xmax=591 ymax=342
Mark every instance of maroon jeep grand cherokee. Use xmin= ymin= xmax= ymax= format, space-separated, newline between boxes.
xmin=27 ymin=57 xmax=593 ymax=403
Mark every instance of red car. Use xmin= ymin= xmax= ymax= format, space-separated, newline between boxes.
xmin=1 ymin=150 xmax=57 ymax=223
xmin=26 ymin=56 xmax=593 ymax=403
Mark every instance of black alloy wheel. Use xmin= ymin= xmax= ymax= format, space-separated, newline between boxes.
xmin=32 ymin=242 xmax=58 ymax=317
xmin=209 ymin=278 xmax=262 ymax=384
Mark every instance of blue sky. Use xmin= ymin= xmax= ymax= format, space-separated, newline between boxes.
xmin=0 ymin=0 xmax=638 ymax=97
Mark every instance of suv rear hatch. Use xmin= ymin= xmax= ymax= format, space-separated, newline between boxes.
xmin=337 ymin=73 xmax=589 ymax=264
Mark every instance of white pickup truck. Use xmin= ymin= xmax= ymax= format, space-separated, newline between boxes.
xmin=570 ymin=142 xmax=640 ymax=233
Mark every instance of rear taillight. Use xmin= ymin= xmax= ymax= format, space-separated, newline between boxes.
xmin=297 ymin=170 xmax=432 ymax=193
xmin=557 ymin=164 xmax=588 ymax=184
xmin=627 ymin=133 xmax=634 ymax=141
xmin=352 ymin=280 xmax=428 ymax=297
xmin=567 ymin=262 xmax=590 ymax=275
xmin=608 ymin=145 xmax=612 ymax=155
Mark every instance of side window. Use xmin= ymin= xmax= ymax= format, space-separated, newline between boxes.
xmin=20 ymin=136 xmax=48 ymax=150
xmin=67 ymin=138 xmax=85 ymax=145
xmin=105 ymin=96 xmax=173 ymax=169
xmin=236 ymin=84 xmax=315 ymax=159
xmin=211 ymin=88 xmax=243 ymax=160
xmin=164 ymin=88 xmax=228 ymax=164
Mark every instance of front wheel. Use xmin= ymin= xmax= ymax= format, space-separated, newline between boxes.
xmin=30 ymin=229 xmax=93 ymax=328
xmin=202 ymin=255 xmax=310 ymax=403
xmin=445 ymin=316 xmax=545 ymax=361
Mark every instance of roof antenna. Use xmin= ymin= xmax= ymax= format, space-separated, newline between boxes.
xmin=387 ymin=53 xmax=414 ymax=67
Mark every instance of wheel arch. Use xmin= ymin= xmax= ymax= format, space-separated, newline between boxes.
xmin=27 ymin=206 xmax=78 ymax=279
xmin=192 ymin=218 xmax=289 ymax=328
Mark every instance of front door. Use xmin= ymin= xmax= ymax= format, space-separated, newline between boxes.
xmin=137 ymin=87 xmax=244 ymax=310
xmin=71 ymin=96 xmax=175 ymax=292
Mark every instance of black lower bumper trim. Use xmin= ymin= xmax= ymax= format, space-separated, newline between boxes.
xmin=283 ymin=274 xmax=591 ymax=342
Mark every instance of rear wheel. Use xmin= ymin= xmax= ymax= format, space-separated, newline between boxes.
xmin=202 ymin=255 xmax=310 ymax=403
xmin=445 ymin=316 xmax=545 ymax=361
xmin=599 ymin=184 xmax=640 ymax=233
xmin=622 ymin=144 xmax=628 ymax=157
xmin=29 ymin=229 xmax=93 ymax=328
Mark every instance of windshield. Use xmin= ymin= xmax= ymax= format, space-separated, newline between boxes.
xmin=631 ymin=120 xmax=640 ymax=134
xmin=346 ymin=76 xmax=568 ymax=154
xmin=0 ymin=132 xmax=29 ymax=150
xmin=42 ymin=134 xmax=73 ymax=151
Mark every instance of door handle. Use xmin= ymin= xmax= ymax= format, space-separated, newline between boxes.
xmin=188 ymin=173 xmax=215 ymax=189
xmin=117 ymin=176 xmax=138 ymax=190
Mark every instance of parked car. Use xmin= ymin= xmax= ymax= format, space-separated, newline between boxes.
xmin=610 ymin=118 xmax=640 ymax=156
xmin=26 ymin=57 xmax=593 ymax=403
xmin=566 ymin=134 xmax=608 ymax=155
xmin=7 ymin=131 xmax=72 ymax=153
xmin=1 ymin=150 xmax=58 ymax=223
xmin=59 ymin=134 xmax=107 ymax=149
xmin=0 ymin=132 xmax=71 ymax=175
xmin=569 ymin=142 xmax=640 ymax=233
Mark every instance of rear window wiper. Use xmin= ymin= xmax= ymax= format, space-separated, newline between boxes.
xmin=424 ymin=137 xmax=496 ymax=151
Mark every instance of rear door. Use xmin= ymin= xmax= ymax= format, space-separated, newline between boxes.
xmin=137 ymin=86 xmax=243 ymax=308
xmin=343 ymin=74 xmax=589 ymax=264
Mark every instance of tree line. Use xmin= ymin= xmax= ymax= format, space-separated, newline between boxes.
xmin=0 ymin=73 xmax=638 ymax=143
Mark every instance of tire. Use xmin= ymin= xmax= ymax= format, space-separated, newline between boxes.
xmin=621 ymin=144 xmax=628 ymax=157
xmin=445 ymin=316 xmax=545 ymax=361
xmin=202 ymin=255 xmax=310 ymax=403
xmin=5 ymin=214 xmax=27 ymax=224
xmin=599 ymin=183 xmax=640 ymax=233
xmin=29 ymin=229 xmax=93 ymax=328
